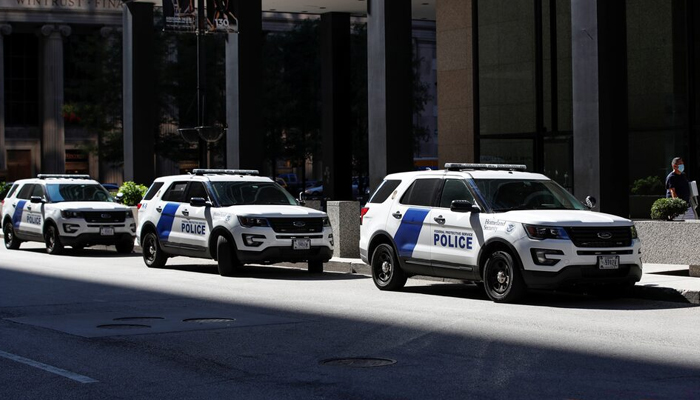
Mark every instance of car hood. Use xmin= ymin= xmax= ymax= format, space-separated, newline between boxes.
xmin=223 ymin=205 xmax=327 ymax=217
xmin=493 ymin=210 xmax=632 ymax=226
xmin=50 ymin=202 xmax=131 ymax=211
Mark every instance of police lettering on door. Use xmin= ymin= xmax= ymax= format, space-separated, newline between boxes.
xmin=434 ymin=230 xmax=473 ymax=250
xmin=27 ymin=214 xmax=41 ymax=225
xmin=182 ymin=221 xmax=207 ymax=235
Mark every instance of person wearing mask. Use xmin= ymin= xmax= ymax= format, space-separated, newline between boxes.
xmin=665 ymin=157 xmax=695 ymax=219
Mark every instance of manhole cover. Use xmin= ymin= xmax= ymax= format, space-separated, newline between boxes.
xmin=113 ymin=317 xmax=165 ymax=322
xmin=182 ymin=318 xmax=236 ymax=324
xmin=319 ymin=358 xmax=397 ymax=368
xmin=96 ymin=324 xmax=151 ymax=329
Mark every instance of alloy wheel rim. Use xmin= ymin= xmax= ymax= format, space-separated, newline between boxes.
xmin=377 ymin=253 xmax=393 ymax=283
xmin=145 ymin=236 xmax=156 ymax=262
xmin=490 ymin=260 xmax=510 ymax=294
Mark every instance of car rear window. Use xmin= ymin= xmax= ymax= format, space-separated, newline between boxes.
xmin=5 ymin=183 xmax=19 ymax=199
xmin=400 ymin=179 xmax=442 ymax=207
xmin=143 ymin=182 xmax=164 ymax=201
xmin=368 ymin=179 xmax=401 ymax=204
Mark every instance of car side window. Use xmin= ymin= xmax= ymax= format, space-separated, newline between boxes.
xmin=400 ymin=179 xmax=442 ymax=207
xmin=31 ymin=184 xmax=45 ymax=199
xmin=186 ymin=182 xmax=209 ymax=201
xmin=439 ymin=179 xmax=476 ymax=208
xmin=143 ymin=182 xmax=164 ymax=201
xmin=16 ymin=184 xmax=34 ymax=200
xmin=161 ymin=182 xmax=188 ymax=203
xmin=6 ymin=184 xmax=19 ymax=198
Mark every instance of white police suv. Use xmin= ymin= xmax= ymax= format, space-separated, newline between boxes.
xmin=359 ymin=164 xmax=642 ymax=303
xmin=1 ymin=174 xmax=136 ymax=254
xmin=136 ymin=169 xmax=333 ymax=275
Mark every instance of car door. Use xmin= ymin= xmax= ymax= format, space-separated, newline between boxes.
xmin=154 ymin=181 xmax=187 ymax=248
xmin=175 ymin=181 xmax=212 ymax=252
xmin=385 ymin=177 xmax=442 ymax=275
xmin=429 ymin=177 xmax=481 ymax=280
xmin=10 ymin=184 xmax=33 ymax=239
xmin=24 ymin=184 xmax=46 ymax=238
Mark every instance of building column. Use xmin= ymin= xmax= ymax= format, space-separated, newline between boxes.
xmin=123 ymin=2 xmax=155 ymax=185
xmin=225 ymin=0 xmax=263 ymax=172
xmin=0 ymin=24 xmax=11 ymax=179
xmin=39 ymin=24 xmax=70 ymax=174
xmin=367 ymin=0 xmax=413 ymax=190
xmin=572 ymin=1 xmax=628 ymax=216
xmin=321 ymin=12 xmax=352 ymax=200
xmin=436 ymin=0 xmax=475 ymax=169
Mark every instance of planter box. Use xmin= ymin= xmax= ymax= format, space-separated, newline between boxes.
xmin=635 ymin=220 xmax=700 ymax=265
xmin=629 ymin=195 xmax=662 ymax=219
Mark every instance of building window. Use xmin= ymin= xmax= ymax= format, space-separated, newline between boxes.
xmin=5 ymin=34 xmax=39 ymax=127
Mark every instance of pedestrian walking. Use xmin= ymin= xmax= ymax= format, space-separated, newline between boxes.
xmin=665 ymin=156 xmax=695 ymax=219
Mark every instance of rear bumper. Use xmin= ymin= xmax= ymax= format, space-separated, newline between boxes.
xmin=522 ymin=264 xmax=643 ymax=289
xmin=237 ymin=246 xmax=333 ymax=264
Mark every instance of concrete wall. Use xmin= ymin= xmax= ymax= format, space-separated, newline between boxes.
xmin=636 ymin=220 xmax=700 ymax=265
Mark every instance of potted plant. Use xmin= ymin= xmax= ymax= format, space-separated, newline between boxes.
xmin=650 ymin=197 xmax=688 ymax=221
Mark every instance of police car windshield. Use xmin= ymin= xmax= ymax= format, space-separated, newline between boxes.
xmin=46 ymin=184 xmax=114 ymax=203
xmin=211 ymin=181 xmax=296 ymax=206
xmin=474 ymin=179 xmax=585 ymax=212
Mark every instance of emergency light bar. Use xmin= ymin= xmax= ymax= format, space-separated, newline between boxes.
xmin=37 ymin=174 xmax=92 ymax=179
xmin=192 ymin=169 xmax=259 ymax=176
xmin=445 ymin=163 xmax=527 ymax=171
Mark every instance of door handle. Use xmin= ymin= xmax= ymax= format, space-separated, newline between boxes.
xmin=27 ymin=206 xmax=32 ymax=211
xmin=391 ymin=212 xmax=402 ymax=219
xmin=434 ymin=216 xmax=445 ymax=224
xmin=156 ymin=206 xmax=163 ymax=213
xmin=182 ymin=210 xmax=189 ymax=217
xmin=12 ymin=203 xmax=16 ymax=207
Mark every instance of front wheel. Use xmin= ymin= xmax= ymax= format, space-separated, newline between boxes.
xmin=3 ymin=221 xmax=21 ymax=250
xmin=44 ymin=225 xmax=64 ymax=255
xmin=116 ymin=239 xmax=135 ymax=254
xmin=142 ymin=232 xmax=167 ymax=268
xmin=371 ymin=243 xmax=407 ymax=291
xmin=483 ymin=250 xmax=525 ymax=303
xmin=216 ymin=236 xmax=240 ymax=277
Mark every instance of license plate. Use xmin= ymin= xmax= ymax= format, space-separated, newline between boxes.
xmin=100 ymin=227 xmax=114 ymax=236
xmin=598 ymin=255 xmax=619 ymax=269
xmin=293 ymin=238 xmax=310 ymax=250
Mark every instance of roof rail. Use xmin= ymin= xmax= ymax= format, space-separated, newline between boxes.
xmin=37 ymin=174 xmax=92 ymax=180
xmin=192 ymin=169 xmax=259 ymax=176
xmin=444 ymin=163 xmax=527 ymax=172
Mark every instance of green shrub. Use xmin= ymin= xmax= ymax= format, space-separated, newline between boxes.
xmin=631 ymin=176 xmax=664 ymax=195
xmin=117 ymin=181 xmax=148 ymax=206
xmin=0 ymin=182 xmax=10 ymax=200
xmin=650 ymin=197 xmax=688 ymax=220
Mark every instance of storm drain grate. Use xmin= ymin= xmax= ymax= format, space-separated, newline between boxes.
xmin=96 ymin=324 xmax=151 ymax=330
xmin=319 ymin=358 xmax=397 ymax=368
xmin=182 ymin=318 xmax=236 ymax=324
xmin=113 ymin=317 xmax=165 ymax=322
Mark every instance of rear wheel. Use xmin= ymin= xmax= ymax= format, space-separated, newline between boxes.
xmin=142 ymin=232 xmax=167 ymax=268
xmin=116 ymin=239 xmax=135 ymax=254
xmin=308 ymin=260 xmax=323 ymax=273
xmin=371 ymin=243 xmax=407 ymax=291
xmin=3 ymin=220 xmax=21 ymax=250
xmin=44 ymin=225 xmax=64 ymax=255
xmin=216 ymin=236 xmax=240 ymax=277
xmin=483 ymin=250 xmax=525 ymax=303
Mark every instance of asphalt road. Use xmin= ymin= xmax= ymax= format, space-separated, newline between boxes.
xmin=1 ymin=242 xmax=699 ymax=400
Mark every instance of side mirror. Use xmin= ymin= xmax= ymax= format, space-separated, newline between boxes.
xmin=297 ymin=191 xmax=306 ymax=206
xmin=189 ymin=197 xmax=210 ymax=207
xmin=584 ymin=196 xmax=597 ymax=209
xmin=450 ymin=200 xmax=480 ymax=213
xmin=115 ymin=192 xmax=124 ymax=204
xmin=30 ymin=196 xmax=44 ymax=204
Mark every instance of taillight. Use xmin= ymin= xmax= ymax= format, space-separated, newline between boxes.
xmin=360 ymin=207 xmax=369 ymax=225
xmin=136 ymin=203 xmax=142 ymax=210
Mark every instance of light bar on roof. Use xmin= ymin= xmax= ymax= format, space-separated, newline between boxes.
xmin=192 ymin=169 xmax=259 ymax=176
xmin=37 ymin=174 xmax=92 ymax=179
xmin=444 ymin=163 xmax=527 ymax=171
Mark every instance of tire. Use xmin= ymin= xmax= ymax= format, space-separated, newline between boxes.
xmin=116 ymin=239 xmax=135 ymax=254
xmin=3 ymin=220 xmax=21 ymax=250
xmin=483 ymin=250 xmax=526 ymax=303
xmin=44 ymin=224 xmax=64 ymax=255
xmin=72 ymin=245 xmax=85 ymax=251
xmin=371 ymin=243 xmax=407 ymax=291
xmin=308 ymin=260 xmax=323 ymax=273
xmin=142 ymin=231 xmax=167 ymax=268
xmin=216 ymin=236 xmax=240 ymax=277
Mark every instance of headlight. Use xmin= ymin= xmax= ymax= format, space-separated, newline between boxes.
xmin=238 ymin=216 xmax=269 ymax=228
xmin=630 ymin=225 xmax=638 ymax=239
xmin=524 ymin=224 xmax=570 ymax=240
xmin=322 ymin=217 xmax=331 ymax=227
xmin=61 ymin=210 xmax=82 ymax=219
xmin=126 ymin=210 xmax=133 ymax=218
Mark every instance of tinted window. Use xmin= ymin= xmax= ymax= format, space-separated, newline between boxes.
xmin=368 ymin=179 xmax=401 ymax=204
xmin=143 ymin=182 xmax=164 ymax=201
xmin=474 ymin=179 xmax=586 ymax=211
xmin=210 ymin=181 xmax=296 ymax=206
xmin=439 ymin=179 xmax=476 ymax=208
xmin=5 ymin=184 xmax=19 ymax=198
xmin=32 ymin=184 xmax=45 ymax=198
xmin=161 ymin=182 xmax=188 ymax=203
xmin=400 ymin=179 xmax=442 ymax=207
xmin=16 ymin=184 xmax=34 ymax=200
xmin=186 ymin=182 xmax=209 ymax=201
xmin=46 ymin=184 xmax=113 ymax=202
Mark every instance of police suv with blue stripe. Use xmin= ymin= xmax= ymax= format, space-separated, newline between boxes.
xmin=1 ymin=174 xmax=136 ymax=254
xmin=136 ymin=169 xmax=333 ymax=275
xmin=359 ymin=164 xmax=642 ymax=303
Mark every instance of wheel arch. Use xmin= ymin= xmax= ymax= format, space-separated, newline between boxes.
xmin=367 ymin=231 xmax=403 ymax=268
xmin=208 ymin=226 xmax=236 ymax=261
xmin=139 ymin=221 xmax=158 ymax=242
xmin=477 ymin=238 xmax=524 ymax=280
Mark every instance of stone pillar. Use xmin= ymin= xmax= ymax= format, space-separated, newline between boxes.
xmin=321 ymin=12 xmax=352 ymax=200
xmin=367 ymin=0 xmax=413 ymax=191
xmin=0 ymin=24 xmax=11 ymax=178
xmin=436 ymin=0 xmax=475 ymax=168
xmin=572 ymin=1 xmax=628 ymax=216
xmin=225 ymin=0 xmax=263 ymax=171
xmin=39 ymin=24 xmax=71 ymax=174
xmin=326 ymin=201 xmax=360 ymax=258
xmin=123 ymin=2 xmax=156 ymax=185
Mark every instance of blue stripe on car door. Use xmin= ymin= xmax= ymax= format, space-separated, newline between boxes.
xmin=156 ymin=203 xmax=180 ymax=242
xmin=12 ymin=200 xmax=26 ymax=230
xmin=393 ymin=208 xmax=430 ymax=258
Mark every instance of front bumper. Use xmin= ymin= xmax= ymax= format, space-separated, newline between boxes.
xmin=521 ymin=264 xmax=643 ymax=289
xmin=60 ymin=232 xmax=135 ymax=247
xmin=237 ymin=246 xmax=333 ymax=264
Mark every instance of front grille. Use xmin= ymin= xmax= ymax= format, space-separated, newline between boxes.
xmin=268 ymin=218 xmax=324 ymax=234
xmin=83 ymin=211 xmax=127 ymax=223
xmin=566 ymin=226 xmax=632 ymax=248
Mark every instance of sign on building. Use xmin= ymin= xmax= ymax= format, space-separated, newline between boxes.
xmin=206 ymin=0 xmax=238 ymax=33
xmin=162 ymin=0 xmax=238 ymax=33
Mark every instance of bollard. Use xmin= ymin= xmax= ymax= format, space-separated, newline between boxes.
xmin=326 ymin=201 xmax=360 ymax=258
